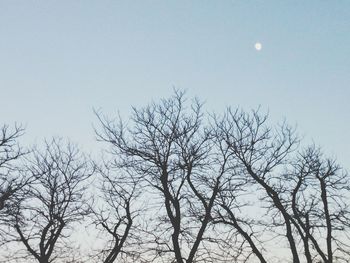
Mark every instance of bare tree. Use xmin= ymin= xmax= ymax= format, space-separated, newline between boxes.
xmin=10 ymin=139 xmax=94 ymax=263
xmin=96 ymin=92 xmax=350 ymax=262
xmin=90 ymin=162 xmax=142 ymax=263
xmin=0 ymin=124 xmax=31 ymax=247
xmin=96 ymin=91 xmax=232 ymax=263
xmin=1 ymin=92 xmax=347 ymax=263
xmin=212 ymin=108 xmax=299 ymax=262
xmin=214 ymin=108 xmax=350 ymax=263
xmin=288 ymin=146 xmax=350 ymax=263
xmin=0 ymin=124 xmax=26 ymax=211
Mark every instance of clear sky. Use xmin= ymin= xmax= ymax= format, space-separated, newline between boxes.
xmin=0 ymin=1 xmax=349 ymax=168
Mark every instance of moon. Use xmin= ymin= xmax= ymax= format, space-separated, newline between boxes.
xmin=254 ymin=42 xmax=262 ymax=51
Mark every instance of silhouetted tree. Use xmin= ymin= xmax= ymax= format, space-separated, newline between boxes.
xmin=96 ymin=92 xmax=350 ymax=263
xmin=0 ymin=124 xmax=25 ymax=211
xmin=288 ymin=146 xmax=350 ymax=263
xmin=210 ymin=109 xmax=298 ymax=262
xmin=0 ymin=124 xmax=30 ymax=246
xmin=213 ymin=108 xmax=350 ymax=263
xmin=96 ymin=91 xmax=232 ymax=263
xmin=10 ymin=139 xmax=94 ymax=263
xmin=1 ymin=92 xmax=348 ymax=263
xmin=90 ymin=162 xmax=142 ymax=263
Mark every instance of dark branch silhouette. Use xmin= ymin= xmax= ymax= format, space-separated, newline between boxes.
xmin=90 ymin=162 xmax=142 ymax=263
xmin=10 ymin=139 xmax=94 ymax=263
xmin=0 ymin=124 xmax=31 ymax=247
xmin=0 ymin=92 xmax=349 ymax=263
xmin=96 ymin=91 xmax=232 ymax=263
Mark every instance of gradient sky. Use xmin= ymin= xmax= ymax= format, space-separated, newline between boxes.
xmin=1 ymin=1 xmax=349 ymax=168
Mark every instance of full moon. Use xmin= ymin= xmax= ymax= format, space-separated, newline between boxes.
xmin=255 ymin=42 xmax=262 ymax=51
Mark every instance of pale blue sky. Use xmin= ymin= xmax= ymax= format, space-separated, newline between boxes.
xmin=0 ymin=1 xmax=349 ymax=168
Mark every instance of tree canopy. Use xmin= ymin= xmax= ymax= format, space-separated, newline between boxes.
xmin=1 ymin=91 xmax=349 ymax=263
